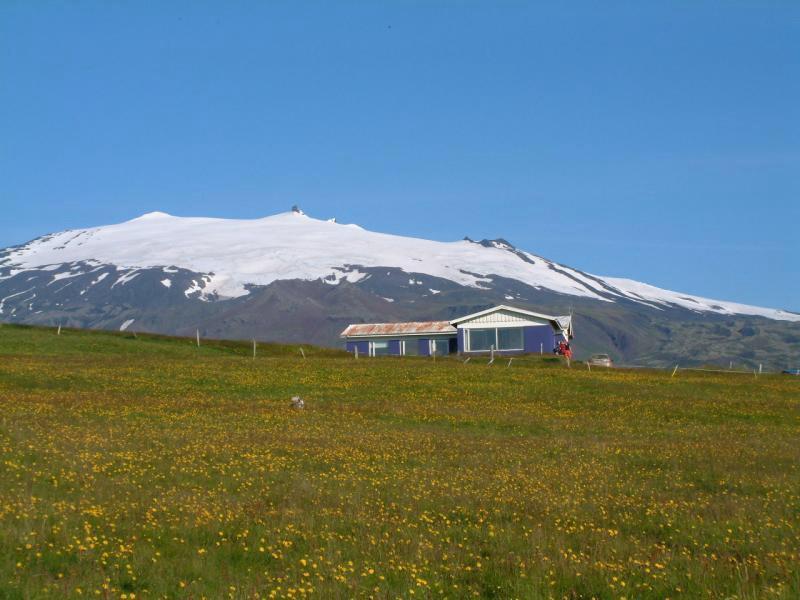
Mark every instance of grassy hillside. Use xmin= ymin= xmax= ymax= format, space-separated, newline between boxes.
xmin=0 ymin=324 xmax=798 ymax=599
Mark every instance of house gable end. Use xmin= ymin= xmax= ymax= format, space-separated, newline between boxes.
xmin=451 ymin=305 xmax=556 ymax=328
xmin=454 ymin=308 xmax=551 ymax=328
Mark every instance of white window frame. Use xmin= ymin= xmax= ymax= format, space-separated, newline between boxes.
xmin=465 ymin=327 xmax=524 ymax=352
xmin=429 ymin=338 xmax=450 ymax=356
xmin=369 ymin=340 xmax=390 ymax=357
xmin=465 ymin=328 xmax=495 ymax=352
xmin=497 ymin=327 xmax=524 ymax=351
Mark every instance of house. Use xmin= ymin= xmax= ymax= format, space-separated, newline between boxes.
xmin=340 ymin=321 xmax=457 ymax=357
xmin=451 ymin=305 xmax=573 ymax=355
xmin=340 ymin=305 xmax=572 ymax=357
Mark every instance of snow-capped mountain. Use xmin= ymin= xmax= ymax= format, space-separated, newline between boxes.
xmin=1 ymin=210 xmax=798 ymax=368
xmin=2 ymin=210 xmax=796 ymax=321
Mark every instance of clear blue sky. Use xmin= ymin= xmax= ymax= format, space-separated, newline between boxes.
xmin=1 ymin=2 xmax=798 ymax=310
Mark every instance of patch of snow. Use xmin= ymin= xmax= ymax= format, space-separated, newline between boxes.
xmin=348 ymin=270 xmax=368 ymax=283
xmin=160 ymin=279 xmax=172 ymax=288
xmin=321 ymin=268 xmax=369 ymax=286
xmin=47 ymin=271 xmax=84 ymax=285
xmin=504 ymin=295 xmax=514 ymax=300
xmin=0 ymin=269 xmax=24 ymax=281
xmin=91 ymin=272 xmax=109 ymax=285
xmin=185 ymin=279 xmax=203 ymax=298
xmin=111 ymin=270 xmax=140 ymax=288
xmin=429 ymin=289 xmax=441 ymax=295
xmin=382 ymin=297 xmax=394 ymax=302
xmin=17 ymin=293 xmax=36 ymax=310
xmin=183 ymin=276 xmax=217 ymax=300
xmin=0 ymin=287 xmax=35 ymax=314
xmin=119 ymin=318 xmax=135 ymax=331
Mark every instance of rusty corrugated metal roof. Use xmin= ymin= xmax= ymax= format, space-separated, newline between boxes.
xmin=341 ymin=321 xmax=455 ymax=337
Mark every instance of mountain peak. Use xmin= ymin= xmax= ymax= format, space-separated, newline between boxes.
xmin=133 ymin=211 xmax=173 ymax=220
xmin=479 ymin=238 xmax=516 ymax=250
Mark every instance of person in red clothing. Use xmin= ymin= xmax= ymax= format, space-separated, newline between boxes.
xmin=554 ymin=340 xmax=573 ymax=359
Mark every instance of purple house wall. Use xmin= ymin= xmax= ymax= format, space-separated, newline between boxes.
xmin=345 ymin=340 xmax=369 ymax=356
xmin=523 ymin=325 xmax=557 ymax=354
xmin=418 ymin=338 xmax=431 ymax=356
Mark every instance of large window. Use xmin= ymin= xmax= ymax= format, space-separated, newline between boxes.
xmin=431 ymin=339 xmax=450 ymax=356
xmin=467 ymin=327 xmax=524 ymax=351
xmin=371 ymin=341 xmax=390 ymax=356
xmin=403 ymin=339 xmax=419 ymax=356
xmin=468 ymin=329 xmax=495 ymax=351
xmin=497 ymin=327 xmax=524 ymax=350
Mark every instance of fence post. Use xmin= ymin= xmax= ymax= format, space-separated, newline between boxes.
xmin=299 ymin=347 xmax=306 ymax=359
xmin=354 ymin=346 xmax=359 ymax=359
xmin=196 ymin=329 xmax=200 ymax=347
xmin=57 ymin=324 xmax=61 ymax=336
xmin=671 ymin=364 xmax=679 ymax=377
xmin=540 ymin=342 xmax=543 ymax=355
xmin=252 ymin=338 xmax=256 ymax=360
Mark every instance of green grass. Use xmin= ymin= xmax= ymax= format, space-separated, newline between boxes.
xmin=0 ymin=323 xmax=798 ymax=599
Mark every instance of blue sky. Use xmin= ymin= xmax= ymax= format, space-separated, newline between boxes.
xmin=1 ymin=2 xmax=798 ymax=310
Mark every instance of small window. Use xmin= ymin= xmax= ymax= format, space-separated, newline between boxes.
xmin=468 ymin=328 xmax=495 ymax=351
xmin=497 ymin=327 xmax=523 ymax=350
xmin=371 ymin=340 xmax=390 ymax=356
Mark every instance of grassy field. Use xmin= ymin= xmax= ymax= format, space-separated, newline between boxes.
xmin=0 ymin=324 xmax=798 ymax=599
